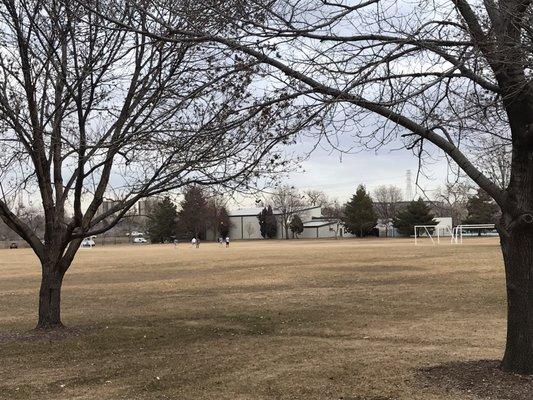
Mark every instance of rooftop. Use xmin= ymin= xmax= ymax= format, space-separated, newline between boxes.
xmin=303 ymin=220 xmax=337 ymax=228
xmin=228 ymin=207 xmax=265 ymax=217
xmin=229 ymin=205 xmax=321 ymax=217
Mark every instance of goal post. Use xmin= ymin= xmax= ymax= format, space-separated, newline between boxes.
xmin=414 ymin=225 xmax=454 ymax=245
xmin=451 ymin=224 xmax=496 ymax=244
xmin=414 ymin=225 xmax=436 ymax=245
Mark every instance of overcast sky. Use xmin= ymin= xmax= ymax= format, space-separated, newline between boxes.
xmin=285 ymin=146 xmax=449 ymax=201
xmin=234 ymin=134 xmax=453 ymax=208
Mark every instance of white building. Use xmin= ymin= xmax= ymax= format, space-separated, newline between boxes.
xmin=227 ymin=205 xmax=453 ymax=240
xmin=228 ymin=206 xmax=322 ymax=240
xmin=433 ymin=217 xmax=453 ymax=236
xmin=301 ymin=219 xmax=354 ymax=239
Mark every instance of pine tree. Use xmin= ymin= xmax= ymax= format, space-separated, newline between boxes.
xmin=393 ymin=198 xmax=436 ymax=236
xmin=464 ymin=189 xmax=499 ymax=224
xmin=258 ymin=207 xmax=268 ymax=238
xmin=464 ymin=189 xmax=500 ymax=236
xmin=206 ymin=197 xmax=233 ymax=240
xmin=289 ymin=214 xmax=304 ymax=238
xmin=343 ymin=185 xmax=377 ymax=237
xmin=217 ymin=206 xmax=231 ymax=238
xmin=257 ymin=205 xmax=277 ymax=239
xmin=177 ymin=186 xmax=209 ymax=239
xmin=147 ymin=197 xmax=178 ymax=243
xmin=265 ymin=206 xmax=278 ymax=238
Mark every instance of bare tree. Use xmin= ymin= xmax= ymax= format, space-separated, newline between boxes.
xmin=474 ymin=137 xmax=512 ymax=190
xmin=322 ymin=198 xmax=345 ymax=238
xmin=270 ymin=185 xmax=305 ymax=239
xmin=0 ymin=1 xmax=303 ymax=329
xmin=373 ymin=185 xmax=403 ymax=223
xmin=121 ymin=0 xmax=533 ymax=373
xmin=304 ymin=189 xmax=328 ymax=207
xmin=435 ymin=181 xmax=473 ymax=226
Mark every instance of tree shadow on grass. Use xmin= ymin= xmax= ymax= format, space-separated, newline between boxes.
xmin=419 ymin=360 xmax=533 ymax=400
xmin=0 ymin=325 xmax=94 ymax=344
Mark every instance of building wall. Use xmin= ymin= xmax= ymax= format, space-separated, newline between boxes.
xmin=301 ymin=207 xmax=323 ymax=220
xmin=277 ymin=207 xmax=323 ymax=239
xmin=228 ymin=215 xmax=270 ymax=240
xmin=228 ymin=215 xmax=262 ymax=240
xmin=228 ymin=206 xmax=322 ymax=240
xmin=434 ymin=217 xmax=453 ymax=236
xmin=301 ymin=222 xmax=356 ymax=239
xmin=301 ymin=224 xmax=336 ymax=239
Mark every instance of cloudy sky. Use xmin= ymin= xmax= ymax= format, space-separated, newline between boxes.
xmin=234 ymin=133 xmax=453 ymax=208
xmin=285 ymin=146 xmax=449 ymax=201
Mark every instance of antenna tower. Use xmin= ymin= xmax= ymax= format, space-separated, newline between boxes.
xmin=405 ymin=170 xmax=413 ymax=201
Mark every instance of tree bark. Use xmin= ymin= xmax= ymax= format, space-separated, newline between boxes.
xmin=499 ymin=139 xmax=533 ymax=374
xmin=36 ymin=264 xmax=65 ymax=329
xmin=500 ymin=228 xmax=533 ymax=374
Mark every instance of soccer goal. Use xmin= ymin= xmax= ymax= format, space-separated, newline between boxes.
xmin=414 ymin=225 xmax=453 ymax=245
xmin=451 ymin=224 xmax=496 ymax=244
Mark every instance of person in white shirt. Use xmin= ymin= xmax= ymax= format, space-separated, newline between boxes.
xmin=225 ymin=236 xmax=230 ymax=248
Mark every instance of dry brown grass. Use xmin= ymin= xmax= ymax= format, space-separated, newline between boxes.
xmin=0 ymin=238 xmax=529 ymax=399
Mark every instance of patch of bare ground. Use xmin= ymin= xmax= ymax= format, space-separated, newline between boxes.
xmin=420 ymin=360 xmax=533 ymax=400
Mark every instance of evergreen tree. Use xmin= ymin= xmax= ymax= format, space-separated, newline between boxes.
xmin=147 ymin=197 xmax=178 ymax=243
xmin=217 ymin=206 xmax=231 ymax=238
xmin=289 ymin=214 xmax=304 ymax=238
xmin=177 ymin=186 xmax=209 ymax=239
xmin=265 ymin=206 xmax=278 ymax=238
xmin=393 ymin=198 xmax=436 ymax=236
xmin=343 ymin=185 xmax=377 ymax=237
xmin=464 ymin=189 xmax=499 ymax=224
xmin=464 ymin=189 xmax=500 ymax=236
xmin=257 ymin=205 xmax=277 ymax=238
xmin=206 ymin=197 xmax=233 ymax=240
xmin=258 ymin=207 xmax=268 ymax=238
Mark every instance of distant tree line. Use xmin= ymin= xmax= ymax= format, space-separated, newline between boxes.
xmin=147 ymin=182 xmax=500 ymax=243
xmin=147 ymin=186 xmax=232 ymax=243
xmin=267 ymin=182 xmax=500 ymax=239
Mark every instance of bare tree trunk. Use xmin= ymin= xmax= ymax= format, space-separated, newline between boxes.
xmin=36 ymin=261 xmax=65 ymax=329
xmin=500 ymin=228 xmax=533 ymax=373
xmin=499 ymin=142 xmax=533 ymax=374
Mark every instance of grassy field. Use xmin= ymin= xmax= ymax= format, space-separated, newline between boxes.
xmin=1 ymin=238 xmax=531 ymax=400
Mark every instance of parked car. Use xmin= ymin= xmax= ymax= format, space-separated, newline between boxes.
xmin=81 ymin=238 xmax=96 ymax=247
xmin=9 ymin=242 xmax=17 ymax=249
xmin=133 ymin=237 xmax=147 ymax=244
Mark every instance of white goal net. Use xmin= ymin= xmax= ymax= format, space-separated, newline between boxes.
xmin=451 ymin=224 xmax=497 ymax=244
xmin=414 ymin=225 xmax=453 ymax=245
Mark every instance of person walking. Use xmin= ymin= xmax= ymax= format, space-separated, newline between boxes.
xmin=225 ymin=236 xmax=230 ymax=248
xmin=191 ymin=237 xmax=197 ymax=247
